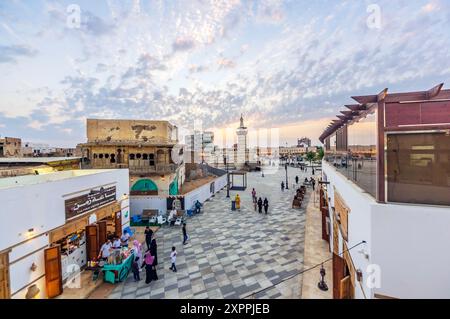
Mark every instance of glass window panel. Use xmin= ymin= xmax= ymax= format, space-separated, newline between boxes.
xmin=387 ymin=132 xmax=450 ymax=206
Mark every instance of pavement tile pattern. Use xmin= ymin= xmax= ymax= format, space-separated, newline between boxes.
xmin=109 ymin=167 xmax=309 ymax=299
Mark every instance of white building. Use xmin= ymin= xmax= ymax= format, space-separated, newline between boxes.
xmin=23 ymin=143 xmax=56 ymax=156
xmin=184 ymin=130 xmax=215 ymax=164
xmin=318 ymin=85 xmax=450 ymax=299
xmin=0 ymin=169 xmax=130 ymax=299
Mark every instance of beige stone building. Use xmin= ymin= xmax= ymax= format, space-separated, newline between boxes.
xmin=0 ymin=137 xmax=22 ymax=157
xmin=80 ymin=119 xmax=184 ymax=197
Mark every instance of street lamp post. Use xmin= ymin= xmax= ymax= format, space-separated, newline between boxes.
xmin=224 ymin=155 xmax=230 ymax=198
xmin=285 ymin=163 xmax=289 ymax=190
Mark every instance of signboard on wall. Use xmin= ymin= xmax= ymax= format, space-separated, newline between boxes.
xmin=65 ymin=186 xmax=116 ymax=220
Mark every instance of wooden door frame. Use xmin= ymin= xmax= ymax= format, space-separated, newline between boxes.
xmin=97 ymin=220 xmax=107 ymax=251
xmin=86 ymin=224 xmax=99 ymax=261
xmin=0 ymin=250 xmax=11 ymax=299
xmin=114 ymin=211 xmax=122 ymax=237
xmin=44 ymin=245 xmax=63 ymax=298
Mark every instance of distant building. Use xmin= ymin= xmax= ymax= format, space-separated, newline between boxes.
xmin=0 ymin=157 xmax=81 ymax=178
xmin=297 ymin=137 xmax=311 ymax=147
xmin=0 ymin=137 xmax=22 ymax=157
xmin=279 ymin=146 xmax=307 ymax=157
xmin=184 ymin=130 xmax=214 ymax=164
xmin=22 ymin=142 xmax=77 ymax=157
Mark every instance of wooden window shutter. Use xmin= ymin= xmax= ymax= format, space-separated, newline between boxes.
xmin=0 ymin=252 xmax=11 ymax=299
xmin=333 ymin=219 xmax=339 ymax=254
xmin=44 ymin=246 xmax=63 ymax=298
xmin=86 ymin=225 xmax=99 ymax=261
xmin=339 ymin=276 xmax=352 ymax=299
xmin=332 ymin=253 xmax=344 ymax=299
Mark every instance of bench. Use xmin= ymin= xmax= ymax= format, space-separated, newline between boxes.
xmin=142 ymin=209 xmax=159 ymax=224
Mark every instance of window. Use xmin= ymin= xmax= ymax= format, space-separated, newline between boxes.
xmin=110 ymin=154 xmax=116 ymax=163
xmin=93 ymin=153 xmax=98 ymax=159
xmin=149 ymin=154 xmax=155 ymax=166
xmin=104 ymin=154 xmax=109 ymax=159
xmin=99 ymin=154 xmax=104 ymax=159
xmin=129 ymin=154 xmax=135 ymax=160
xmin=387 ymin=132 xmax=450 ymax=206
xmin=143 ymin=154 xmax=148 ymax=160
xmin=136 ymin=153 xmax=142 ymax=159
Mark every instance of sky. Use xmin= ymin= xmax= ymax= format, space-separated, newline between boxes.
xmin=1 ymin=0 xmax=450 ymax=147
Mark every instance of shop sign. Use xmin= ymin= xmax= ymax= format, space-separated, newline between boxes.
xmin=65 ymin=186 xmax=116 ymax=220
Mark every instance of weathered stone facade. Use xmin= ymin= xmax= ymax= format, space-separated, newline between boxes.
xmin=0 ymin=137 xmax=22 ymax=157
xmin=80 ymin=119 xmax=184 ymax=197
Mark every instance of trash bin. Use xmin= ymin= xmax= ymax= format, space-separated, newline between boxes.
xmin=231 ymin=200 xmax=236 ymax=211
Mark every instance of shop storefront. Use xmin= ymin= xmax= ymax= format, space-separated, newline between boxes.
xmin=45 ymin=187 xmax=125 ymax=297
xmin=0 ymin=169 xmax=130 ymax=299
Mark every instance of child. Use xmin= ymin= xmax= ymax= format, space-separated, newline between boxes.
xmin=131 ymin=257 xmax=140 ymax=281
xmin=169 ymin=246 xmax=177 ymax=272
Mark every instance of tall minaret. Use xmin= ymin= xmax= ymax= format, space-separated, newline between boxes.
xmin=236 ymin=114 xmax=248 ymax=166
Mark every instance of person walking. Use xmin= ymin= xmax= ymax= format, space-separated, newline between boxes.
xmin=253 ymin=199 xmax=257 ymax=212
xmin=257 ymin=197 xmax=263 ymax=213
xmin=141 ymin=251 xmax=156 ymax=284
xmin=132 ymin=239 xmax=142 ymax=263
xmin=131 ymin=257 xmax=140 ymax=282
xmin=144 ymin=226 xmax=153 ymax=250
xmin=182 ymin=223 xmax=188 ymax=245
xmin=263 ymin=198 xmax=269 ymax=214
xmin=295 ymin=176 xmax=299 ymax=184
xmin=169 ymin=246 xmax=177 ymax=272
xmin=281 ymin=181 xmax=285 ymax=191
xmin=310 ymin=177 xmax=316 ymax=191
xmin=149 ymin=235 xmax=158 ymax=266
xmin=312 ymin=168 xmax=315 ymax=175
xmin=251 ymin=188 xmax=256 ymax=203
xmin=235 ymin=194 xmax=241 ymax=210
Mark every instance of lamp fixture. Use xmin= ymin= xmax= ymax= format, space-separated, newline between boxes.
xmin=317 ymin=264 xmax=328 ymax=291
xmin=30 ymin=262 xmax=37 ymax=272
xmin=25 ymin=284 xmax=40 ymax=299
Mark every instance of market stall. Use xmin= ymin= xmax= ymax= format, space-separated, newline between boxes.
xmin=98 ymin=247 xmax=135 ymax=284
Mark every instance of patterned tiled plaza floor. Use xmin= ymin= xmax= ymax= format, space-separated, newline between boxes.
xmin=108 ymin=166 xmax=313 ymax=299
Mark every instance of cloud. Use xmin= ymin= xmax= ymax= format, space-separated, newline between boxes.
xmin=172 ymin=37 xmax=196 ymax=52
xmin=217 ymin=58 xmax=236 ymax=69
xmin=189 ymin=64 xmax=209 ymax=73
xmin=1 ymin=0 xmax=450 ymax=147
xmin=0 ymin=45 xmax=37 ymax=63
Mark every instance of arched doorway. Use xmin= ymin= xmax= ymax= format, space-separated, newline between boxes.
xmin=131 ymin=179 xmax=158 ymax=195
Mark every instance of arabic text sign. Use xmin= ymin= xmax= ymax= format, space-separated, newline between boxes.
xmin=65 ymin=186 xmax=116 ymax=220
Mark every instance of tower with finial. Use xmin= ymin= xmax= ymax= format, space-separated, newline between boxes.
xmin=236 ymin=114 xmax=248 ymax=166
